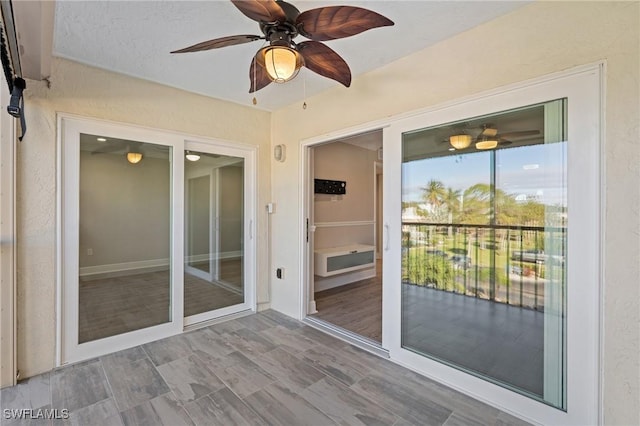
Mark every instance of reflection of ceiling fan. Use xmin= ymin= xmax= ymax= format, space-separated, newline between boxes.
xmin=171 ymin=0 xmax=394 ymax=92
xmin=447 ymin=124 xmax=540 ymax=150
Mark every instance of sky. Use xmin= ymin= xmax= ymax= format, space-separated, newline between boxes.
xmin=402 ymin=142 xmax=567 ymax=207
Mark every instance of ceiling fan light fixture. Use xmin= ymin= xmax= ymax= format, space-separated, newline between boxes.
xmin=449 ymin=134 xmax=472 ymax=150
xmin=127 ymin=152 xmax=143 ymax=164
xmin=475 ymin=139 xmax=498 ymax=150
xmin=185 ymin=151 xmax=201 ymax=162
xmin=261 ymin=46 xmax=303 ymax=83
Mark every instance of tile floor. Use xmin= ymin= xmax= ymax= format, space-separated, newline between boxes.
xmin=1 ymin=310 xmax=531 ymax=426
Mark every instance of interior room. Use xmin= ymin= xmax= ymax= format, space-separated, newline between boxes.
xmin=0 ymin=1 xmax=637 ymax=425
xmin=78 ymin=134 xmax=246 ymax=343
xmin=310 ymin=131 xmax=383 ymax=343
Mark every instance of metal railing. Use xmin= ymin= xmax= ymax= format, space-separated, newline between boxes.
xmin=402 ymin=222 xmax=567 ymax=310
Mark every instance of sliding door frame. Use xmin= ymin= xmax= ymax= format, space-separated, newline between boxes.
xmin=57 ymin=114 xmax=257 ymax=365
xmin=383 ymin=65 xmax=602 ymax=424
xmin=183 ymin=138 xmax=256 ymax=327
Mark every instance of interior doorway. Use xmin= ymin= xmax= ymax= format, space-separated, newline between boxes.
xmin=307 ymin=130 xmax=383 ymax=344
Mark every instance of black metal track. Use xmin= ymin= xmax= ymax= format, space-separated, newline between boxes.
xmin=0 ymin=23 xmax=14 ymax=92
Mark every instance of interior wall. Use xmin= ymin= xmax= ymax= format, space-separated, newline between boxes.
xmin=219 ymin=165 xmax=243 ymax=254
xmin=79 ymin=151 xmax=170 ymax=269
xmin=313 ymin=142 xmax=377 ymax=249
xmin=269 ymin=2 xmax=639 ymax=424
xmin=18 ymin=57 xmax=270 ymax=377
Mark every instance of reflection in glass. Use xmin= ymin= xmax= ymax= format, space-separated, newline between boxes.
xmin=184 ymin=151 xmax=244 ymax=317
xmin=78 ymin=134 xmax=171 ymax=343
xmin=401 ymin=100 xmax=567 ymax=408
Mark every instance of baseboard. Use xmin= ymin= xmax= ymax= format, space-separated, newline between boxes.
xmin=80 ymin=258 xmax=169 ymax=280
xmin=80 ymin=251 xmax=242 ymax=280
xmin=314 ymin=267 xmax=376 ymax=292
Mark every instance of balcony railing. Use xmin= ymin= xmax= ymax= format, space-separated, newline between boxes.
xmin=402 ymin=222 xmax=567 ymax=310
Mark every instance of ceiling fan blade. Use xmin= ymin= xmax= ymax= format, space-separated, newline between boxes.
xmin=296 ymin=6 xmax=393 ymax=41
xmin=231 ymin=0 xmax=287 ymax=23
xmin=297 ymin=41 xmax=351 ymax=87
xmin=171 ymin=35 xmax=262 ymax=53
xmin=249 ymin=54 xmax=272 ymax=93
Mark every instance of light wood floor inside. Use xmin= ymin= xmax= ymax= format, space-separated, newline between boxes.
xmin=312 ymin=261 xmax=383 ymax=343
xmin=79 ymin=259 xmax=243 ymax=343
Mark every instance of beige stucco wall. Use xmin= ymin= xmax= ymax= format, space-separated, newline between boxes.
xmin=270 ymin=2 xmax=639 ymax=424
xmin=18 ymin=58 xmax=271 ymax=377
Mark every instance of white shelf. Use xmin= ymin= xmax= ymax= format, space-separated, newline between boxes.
xmin=314 ymin=244 xmax=375 ymax=278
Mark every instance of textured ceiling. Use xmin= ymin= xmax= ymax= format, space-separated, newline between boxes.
xmin=53 ymin=1 xmax=529 ymax=111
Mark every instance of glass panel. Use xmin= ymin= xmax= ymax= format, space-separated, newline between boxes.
xmin=184 ymin=151 xmax=244 ymax=317
xmin=401 ymin=100 xmax=567 ymax=408
xmin=78 ymin=134 xmax=171 ymax=343
xmin=327 ymin=251 xmax=375 ymax=272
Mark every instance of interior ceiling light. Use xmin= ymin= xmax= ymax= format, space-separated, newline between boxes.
xmin=449 ymin=134 xmax=472 ymax=150
xmin=185 ymin=151 xmax=201 ymax=162
xmin=97 ymin=137 xmax=107 ymax=142
xmin=259 ymin=46 xmax=303 ymax=83
xmin=475 ymin=138 xmax=499 ymax=150
xmin=126 ymin=152 xmax=143 ymax=164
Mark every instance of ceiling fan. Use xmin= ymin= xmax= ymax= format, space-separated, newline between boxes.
xmin=171 ymin=0 xmax=394 ymax=92
xmin=447 ymin=125 xmax=541 ymax=150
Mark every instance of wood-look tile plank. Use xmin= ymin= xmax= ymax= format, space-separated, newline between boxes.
xmin=184 ymin=388 xmax=266 ymax=426
xmin=155 ymin=354 xmax=225 ymax=404
xmin=0 ymin=373 xmax=51 ymax=411
xmin=244 ymin=382 xmax=336 ymax=426
xmin=257 ymin=325 xmax=318 ymax=355
xmin=253 ymin=347 xmax=326 ymax=392
xmin=211 ymin=352 xmax=277 ymax=399
xmin=300 ymin=376 xmax=398 ymax=426
xmin=51 ymin=360 xmax=111 ymax=413
xmin=223 ymin=328 xmax=277 ymax=358
xmin=120 ymin=394 xmax=194 ymax=426
xmin=64 ymin=398 xmax=123 ymax=426
xmin=351 ymin=373 xmax=452 ymax=426
xmin=101 ymin=358 xmax=170 ymax=412
xmin=142 ymin=335 xmax=192 ymax=367
xmin=298 ymin=345 xmax=370 ymax=387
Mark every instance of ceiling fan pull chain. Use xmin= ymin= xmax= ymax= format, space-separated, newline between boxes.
xmin=302 ymin=72 xmax=307 ymax=110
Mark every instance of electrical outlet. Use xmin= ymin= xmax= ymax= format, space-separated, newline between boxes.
xmin=276 ymin=268 xmax=284 ymax=279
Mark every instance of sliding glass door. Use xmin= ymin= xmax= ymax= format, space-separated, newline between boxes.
xmin=383 ymin=68 xmax=601 ymax=424
xmin=400 ymin=100 xmax=566 ymax=405
xmin=78 ymin=135 xmax=173 ymax=344
xmin=184 ymin=145 xmax=250 ymax=324
xmin=60 ymin=117 xmax=256 ymax=364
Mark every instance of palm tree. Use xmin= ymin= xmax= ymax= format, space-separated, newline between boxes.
xmin=421 ymin=179 xmax=446 ymax=220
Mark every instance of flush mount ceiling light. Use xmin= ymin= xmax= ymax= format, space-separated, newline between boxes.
xmin=97 ymin=137 xmax=107 ymax=142
xmin=449 ymin=134 xmax=472 ymax=150
xmin=185 ymin=151 xmax=201 ymax=162
xmin=126 ymin=152 xmax=143 ymax=164
xmin=170 ymin=0 xmax=393 ymax=92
